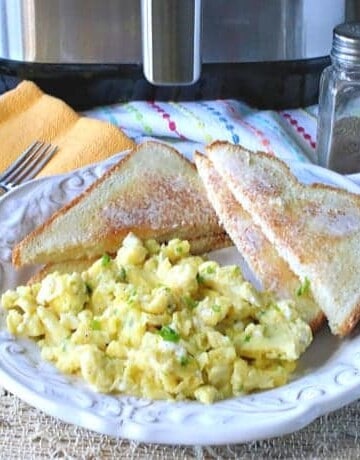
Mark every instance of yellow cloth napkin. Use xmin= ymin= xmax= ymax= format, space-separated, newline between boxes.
xmin=0 ymin=81 xmax=135 ymax=176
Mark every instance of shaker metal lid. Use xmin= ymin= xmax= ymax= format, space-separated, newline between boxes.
xmin=332 ymin=22 xmax=360 ymax=63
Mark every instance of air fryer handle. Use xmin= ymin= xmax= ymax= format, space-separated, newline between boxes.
xmin=141 ymin=0 xmax=202 ymax=85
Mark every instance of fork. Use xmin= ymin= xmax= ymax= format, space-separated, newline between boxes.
xmin=0 ymin=141 xmax=57 ymax=196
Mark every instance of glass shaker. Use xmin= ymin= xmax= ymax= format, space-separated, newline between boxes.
xmin=316 ymin=22 xmax=360 ymax=174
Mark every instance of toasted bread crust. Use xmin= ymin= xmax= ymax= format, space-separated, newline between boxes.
xmin=207 ymin=141 xmax=360 ymax=336
xmin=195 ymin=152 xmax=324 ymax=332
xmin=13 ymin=141 xmax=227 ymax=268
xmin=338 ymin=306 xmax=360 ymax=337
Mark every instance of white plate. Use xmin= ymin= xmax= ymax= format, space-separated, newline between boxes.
xmin=1 ymin=156 xmax=360 ymax=446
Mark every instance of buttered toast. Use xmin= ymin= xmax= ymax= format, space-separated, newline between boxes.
xmin=195 ymin=152 xmax=324 ymax=332
xmin=13 ymin=141 xmax=230 ymax=268
xmin=207 ymin=141 xmax=360 ymax=336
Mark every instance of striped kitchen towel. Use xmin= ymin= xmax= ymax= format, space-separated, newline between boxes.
xmin=82 ymin=100 xmax=319 ymax=165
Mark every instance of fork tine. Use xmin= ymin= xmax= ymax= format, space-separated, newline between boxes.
xmin=5 ymin=141 xmax=47 ymax=183
xmin=0 ymin=141 xmax=42 ymax=182
xmin=11 ymin=143 xmax=58 ymax=185
xmin=19 ymin=144 xmax=58 ymax=182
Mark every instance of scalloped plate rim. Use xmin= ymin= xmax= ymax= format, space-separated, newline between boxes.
xmin=1 ymin=154 xmax=360 ymax=445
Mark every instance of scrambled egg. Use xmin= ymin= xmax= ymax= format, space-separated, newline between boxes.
xmin=1 ymin=233 xmax=313 ymax=403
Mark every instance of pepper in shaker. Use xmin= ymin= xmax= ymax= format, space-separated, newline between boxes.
xmin=316 ymin=22 xmax=360 ymax=174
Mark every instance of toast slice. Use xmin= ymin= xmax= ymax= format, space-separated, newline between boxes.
xmin=13 ymin=141 xmax=230 ymax=268
xmin=207 ymin=140 xmax=360 ymax=336
xmin=195 ymin=152 xmax=324 ymax=332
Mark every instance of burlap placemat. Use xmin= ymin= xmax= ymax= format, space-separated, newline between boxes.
xmin=0 ymin=386 xmax=359 ymax=459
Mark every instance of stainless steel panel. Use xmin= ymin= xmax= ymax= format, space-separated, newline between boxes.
xmin=0 ymin=0 xmax=142 ymax=63
xmin=0 ymin=0 xmax=353 ymax=85
xmin=141 ymin=0 xmax=201 ymax=85
xmin=347 ymin=0 xmax=360 ymax=20
xmin=202 ymin=0 xmax=345 ymax=62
